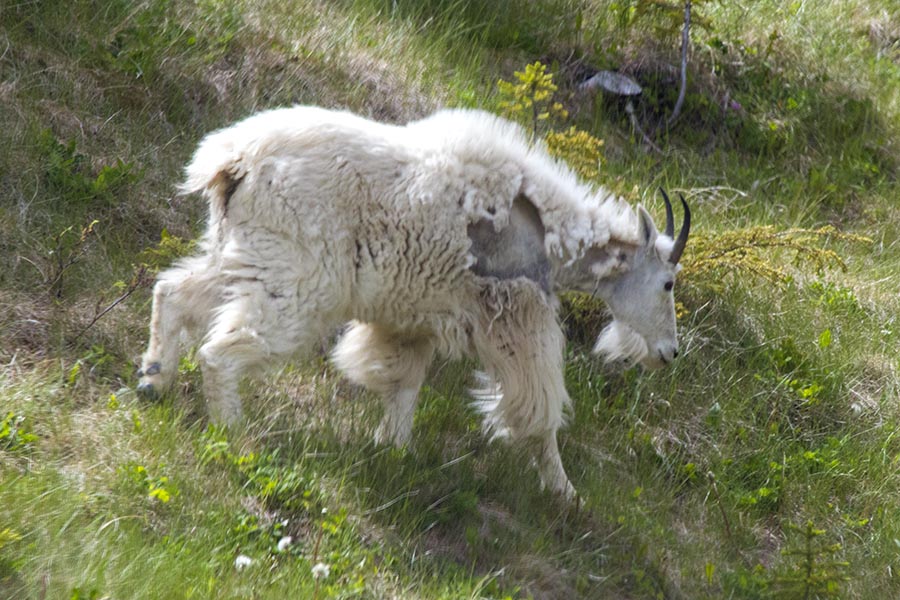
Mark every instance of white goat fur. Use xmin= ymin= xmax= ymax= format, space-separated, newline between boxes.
xmin=139 ymin=106 xmax=684 ymax=499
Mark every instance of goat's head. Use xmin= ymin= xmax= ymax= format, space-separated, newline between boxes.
xmin=587 ymin=189 xmax=691 ymax=369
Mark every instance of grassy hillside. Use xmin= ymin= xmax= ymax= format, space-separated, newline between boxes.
xmin=2 ymin=1 xmax=899 ymax=598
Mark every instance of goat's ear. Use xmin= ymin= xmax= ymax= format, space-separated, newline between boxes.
xmin=637 ymin=205 xmax=658 ymax=247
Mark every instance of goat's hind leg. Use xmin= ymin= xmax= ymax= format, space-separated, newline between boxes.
xmin=332 ymin=322 xmax=434 ymax=447
xmin=535 ymin=429 xmax=576 ymax=500
xmin=138 ymin=255 xmax=220 ymax=398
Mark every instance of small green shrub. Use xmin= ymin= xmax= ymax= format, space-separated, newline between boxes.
xmin=682 ymin=226 xmax=871 ymax=290
xmin=101 ymin=0 xmax=239 ymax=79
xmin=230 ymin=510 xmax=301 ymax=558
xmin=720 ymin=564 xmax=769 ymax=597
xmin=545 ymin=126 xmax=605 ymax=180
xmin=32 ymin=219 xmax=99 ymax=299
xmin=754 ymin=335 xmax=841 ymax=421
xmin=560 ymin=292 xmax=608 ymax=347
xmin=772 ymin=521 xmax=850 ymax=599
xmin=497 ymin=61 xmax=568 ymax=139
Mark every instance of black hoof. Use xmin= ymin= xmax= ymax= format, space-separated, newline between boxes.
xmin=136 ymin=381 xmax=159 ymax=400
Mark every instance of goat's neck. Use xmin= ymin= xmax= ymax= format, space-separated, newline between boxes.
xmin=550 ymin=250 xmax=606 ymax=295
xmin=551 ymin=241 xmax=633 ymax=300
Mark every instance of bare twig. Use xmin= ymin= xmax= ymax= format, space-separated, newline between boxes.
xmin=47 ymin=220 xmax=99 ymax=299
xmin=668 ymin=0 xmax=692 ymax=127
xmin=626 ymin=101 xmax=663 ymax=154
xmin=707 ymin=471 xmax=733 ymax=542
xmin=72 ymin=265 xmax=151 ymax=342
xmin=16 ymin=255 xmax=46 ymax=281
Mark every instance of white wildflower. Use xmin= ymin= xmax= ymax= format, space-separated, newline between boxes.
xmin=277 ymin=536 xmax=293 ymax=552
xmin=311 ymin=562 xmax=330 ymax=580
xmin=234 ymin=554 xmax=253 ymax=570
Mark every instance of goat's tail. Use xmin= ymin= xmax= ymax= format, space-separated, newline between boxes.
xmin=179 ymin=128 xmax=249 ymax=227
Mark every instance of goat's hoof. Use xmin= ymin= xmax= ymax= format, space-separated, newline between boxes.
xmin=373 ymin=424 xmax=412 ymax=449
xmin=136 ymin=381 xmax=159 ymax=400
xmin=541 ymin=478 xmax=578 ymax=504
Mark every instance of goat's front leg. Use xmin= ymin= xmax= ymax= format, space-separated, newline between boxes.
xmin=138 ymin=257 xmax=220 ymax=398
xmin=138 ymin=278 xmax=183 ymax=397
xmin=472 ymin=281 xmax=576 ymax=499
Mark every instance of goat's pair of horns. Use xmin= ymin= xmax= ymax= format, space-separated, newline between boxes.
xmin=660 ymin=188 xmax=691 ymax=265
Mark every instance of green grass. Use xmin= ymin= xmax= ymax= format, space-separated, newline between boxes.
xmin=2 ymin=0 xmax=900 ymax=598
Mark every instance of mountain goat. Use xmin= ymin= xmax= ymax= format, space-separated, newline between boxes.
xmin=137 ymin=106 xmax=690 ymax=499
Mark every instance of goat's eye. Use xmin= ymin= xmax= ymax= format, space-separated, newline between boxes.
xmin=664 ymin=281 xmax=674 ymax=292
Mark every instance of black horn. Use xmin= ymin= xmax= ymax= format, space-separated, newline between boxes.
xmin=669 ymin=193 xmax=691 ymax=265
xmin=660 ymin=187 xmax=675 ymax=238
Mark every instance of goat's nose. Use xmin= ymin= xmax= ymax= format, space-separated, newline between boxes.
xmin=673 ymin=349 xmax=679 ymax=358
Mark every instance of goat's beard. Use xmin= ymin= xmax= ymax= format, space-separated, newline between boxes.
xmin=592 ymin=320 xmax=651 ymax=368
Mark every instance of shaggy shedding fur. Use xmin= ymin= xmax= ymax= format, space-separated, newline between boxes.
xmin=138 ymin=106 xmax=688 ymax=498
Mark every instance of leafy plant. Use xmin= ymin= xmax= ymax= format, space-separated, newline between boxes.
xmin=138 ymin=229 xmax=196 ymax=272
xmin=808 ymin=280 xmax=862 ymax=315
xmin=198 ymin=428 xmax=320 ymax=513
xmin=622 ymin=0 xmax=715 ymax=36
xmin=735 ymin=459 xmax=784 ymax=512
xmin=120 ymin=463 xmax=178 ymax=505
xmin=0 ymin=412 xmax=38 ymax=453
xmin=69 ymin=587 xmax=102 ymax=600
xmin=37 ymin=129 xmax=138 ymax=208
xmin=756 ymin=335 xmax=837 ymax=412
xmin=0 ymin=528 xmax=22 ymax=551
xmin=66 ymin=344 xmax=121 ymax=385
xmin=102 ymin=0 xmax=237 ymax=80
